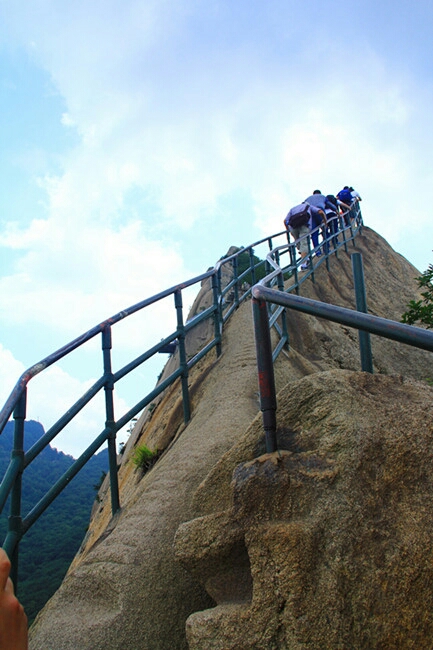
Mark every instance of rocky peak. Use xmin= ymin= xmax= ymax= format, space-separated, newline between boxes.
xmin=29 ymin=226 xmax=433 ymax=649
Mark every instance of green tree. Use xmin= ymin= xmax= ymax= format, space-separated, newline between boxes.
xmin=236 ymin=249 xmax=267 ymax=284
xmin=402 ymin=261 xmax=433 ymax=328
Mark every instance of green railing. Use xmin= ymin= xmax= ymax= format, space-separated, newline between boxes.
xmin=257 ymin=201 xmax=363 ymax=360
xmin=252 ymin=248 xmax=433 ymax=453
xmin=0 ymin=203 xmax=362 ymax=583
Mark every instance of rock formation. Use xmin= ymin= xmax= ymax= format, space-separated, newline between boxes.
xmin=29 ymin=226 xmax=433 ymax=649
xmin=175 ymin=370 xmax=433 ymax=649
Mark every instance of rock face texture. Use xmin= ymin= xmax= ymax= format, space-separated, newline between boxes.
xmin=29 ymin=226 xmax=433 ymax=649
xmin=175 ymin=371 xmax=433 ymax=649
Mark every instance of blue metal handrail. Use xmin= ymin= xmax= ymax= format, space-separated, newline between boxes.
xmin=0 ymin=227 xmax=303 ymax=575
xmin=251 ymin=262 xmax=433 ymax=454
xmin=0 ymin=201 xmax=363 ymax=581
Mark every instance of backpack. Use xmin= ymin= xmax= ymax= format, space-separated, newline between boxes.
xmin=287 ymin=204 xmax=310 ymax=229
xmin=337 ymin=188 xmax=352 ymax=206
xmin=326 ymin=194 xmax=338 ymax=208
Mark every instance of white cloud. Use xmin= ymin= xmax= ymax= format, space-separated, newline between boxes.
xmin=0 ymin=344 xmax=25 ymax=404
xmin=2 ymin=11 xmax=430 ymax=328
xmin=0 ymin=343 xmax=135 ymax=458
xmin=27 ymin=365 xmax=129 ymax=457
xmin=60 ymin=112 xmax=75 ymax=128
xmin=3 ymin=1 xmax=424 ymax=242
xmin=0 ymin=216 xmax=189 ymax=337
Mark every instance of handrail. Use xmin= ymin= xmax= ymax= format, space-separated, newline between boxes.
xmin=0 ymin=226 xmax=301 ymax=575
xmin=255 ymin=202 xmax=363 ymax=361
xmin=0 ymin=201 xmax=363 ymax=581
xmin=251 ymin=269 xmax=433 ymax=454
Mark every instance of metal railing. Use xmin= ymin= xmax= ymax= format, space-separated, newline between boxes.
xmin=0 ymin=202 xmax=363 ymax=582
xmin=0 ymin=228 xmax=299 ymax=578
xmin=253 ymin=202 xmax=363 ymax=361
xmin=252 ymin=253 xmax=433 ymax=454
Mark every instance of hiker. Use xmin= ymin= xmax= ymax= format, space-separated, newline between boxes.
xmin=336 ymin=186 xmax=353 ymax=225
xmin=284 ymin=203 xmax=326 ymax=270
xmin=349 ymin=186 xmax=362 ymax=202
xmin=304 ymin=190 xmax=335 ymax=256
xmin=0 ymin=548 xmax=28 ymax=649
xmin=325 ymin=194 xmax=340 ymax=248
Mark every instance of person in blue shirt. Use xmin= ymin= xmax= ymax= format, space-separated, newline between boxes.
xmin=336 ymin=187 xmax=353 ymax=225
xmin=304 ymin=190 xmax=333 ymax=256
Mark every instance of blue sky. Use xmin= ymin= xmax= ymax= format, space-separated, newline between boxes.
xmin=0 ymin=0 xmax=432 ymax=456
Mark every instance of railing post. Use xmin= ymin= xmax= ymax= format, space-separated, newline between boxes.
xmin=324 ymin=225 xmax=331 ymax=272
xmin=277 ymin=268 xmax=289 ymax=351
xmin=211 ymin=273 xmax=222 ymax=358
xmin=352 ymin=252 xmax=374 ymax=373
xmin=274 ymin=248 xmax=281 ymax=271
xmin=349 ymin=219 xmax=355 ymax=246
xmin=248 ymin=248 xmax=257 ymax=286
xmin=232 ymin=256 xmax=240 ymax=308
xmin=287 ymin=237 xmax=295 ymax=266
xmin=287 ymin=238 xmax=300 ymax=295
xmin=340 ymin=215 xmax=349 ymax=252
xmin=8 ymin=390 xmax=26 ymax=588
xmin=175 ymin=289 xmax=191 ymax=423
xmin=102 ymin=325 xmax=120 ymax=515
xmin=216 ymin=266 xmax=224 ymax=324
xmin=252 ymin=296 xmax=278 ymax=453
xmin=307 ymin=233 xmax=315 ymax=284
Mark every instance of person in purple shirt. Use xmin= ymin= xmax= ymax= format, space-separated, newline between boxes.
xmin=303 ymin=190 xmax=331 ymax=256
xmin=285 ymin=202 xmax=326 ymax=270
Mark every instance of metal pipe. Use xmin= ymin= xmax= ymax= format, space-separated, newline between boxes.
xmin=352 ymin=253 xmax=374 ymax=373
xmin=175 ymin=289 xmax=191 ymax=423
xmin=0 ymin=219 xmax=368 ymax=590
xmin=8 ymin=392 xmax=26 ymax=587
xmin=21 ymin=427 xmax=113 ymax=535
xmin=102 ymin=325 xmax=120 ymax=515
xmin=252 ymin=284 xmax=433 ymax=353
xmin=212 ymin=273 xmax=222 ymax=357
xmin=252 ymin=296 xmax=277 ymax=453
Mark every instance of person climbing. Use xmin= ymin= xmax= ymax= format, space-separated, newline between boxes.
xmin=284 ymin=202 xmax=326 ymax=270
xmin=349 ymin=186 xmax=362 ymax=202
xmin=325 ymin=194 xmax=340 ymax=249
xmin=336 ymin=186 xmax=353 ymax=225
xmin=304 ymin=190 xmax=334 ymax=256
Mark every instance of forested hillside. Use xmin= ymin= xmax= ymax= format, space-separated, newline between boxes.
xmin=0 ymin=420 xmax=108 ymax=622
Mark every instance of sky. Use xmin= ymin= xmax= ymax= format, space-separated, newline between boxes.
xmin=0 ymin=0 xmax=432 ymax=457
